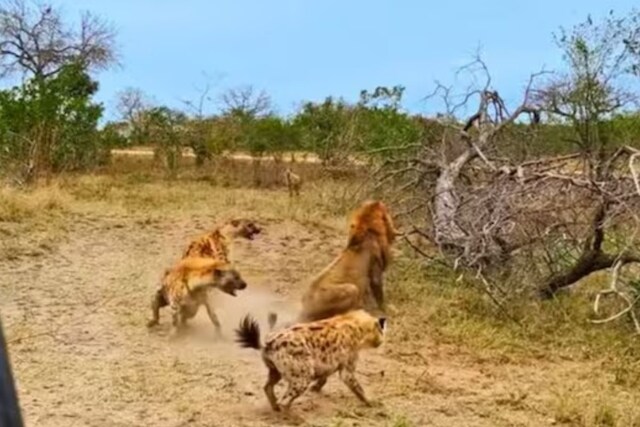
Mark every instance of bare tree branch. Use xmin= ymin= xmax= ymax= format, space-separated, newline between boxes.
xmin=0 ymin=0 xmax=118 ymax=79
xmin=219 ymin=85 xmax=272 ymax=118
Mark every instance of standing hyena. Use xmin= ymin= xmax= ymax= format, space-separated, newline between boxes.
xmin=284 ymin=168 xmax=301 ymax=197
xmin=235 ymin=309 xmax=386 ymax=411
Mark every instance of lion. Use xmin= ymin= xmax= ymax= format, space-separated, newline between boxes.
xmin=269 ymin=200 xmax=398 ymax=328
xmin=284 ymin=168 xmax=302 ymax=197
xmin=147 ymin=257 xmax=248 ymax=336
xmin=182 ymin=219 xmax=261 ymax=262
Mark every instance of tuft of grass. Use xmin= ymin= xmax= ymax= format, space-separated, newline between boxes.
xmin=0 ymin=185 xmax=71 ymax=260
xmin=0 ymin=185 xmax=69 ymax=222
xmin=550 ymin=385 xmax=640 ymax=427
xmin=390 ymin=415 xmax=415 ymax=427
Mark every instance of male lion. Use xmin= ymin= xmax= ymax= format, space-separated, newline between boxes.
xmin=269 ymin=200 xmax=398 ymax=328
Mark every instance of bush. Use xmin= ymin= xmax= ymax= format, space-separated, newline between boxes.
xmin=0 ymin=63 xmax=105 ymax=181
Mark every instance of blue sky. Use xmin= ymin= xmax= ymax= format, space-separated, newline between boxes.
xmin=54 ymin=1 xmax=637 ymax=120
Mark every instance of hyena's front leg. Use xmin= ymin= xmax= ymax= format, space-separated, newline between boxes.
xmin=339 ymin=365 xmax=370 ymax=406
xmin=146 ymin=289 xmax=166 ymax=328
xmin=203 ymin=299 xmax=223 ymax=338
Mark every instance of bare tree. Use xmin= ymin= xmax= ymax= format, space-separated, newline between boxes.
xmin=0 ymin=0 xmax=118 ymax=79
xmin=116 ymin=87 xmax=150 ymax=124
xmin=219 ymin=85 xmax=272 ymax=118
xmin=115 ymin=87 xmax=153 ymax=145
xmin=376 ymin=52 xmax=640 ymax=310
xmin=178 ymin=73 xmax=226 ymax=166
xmin=374 ymin=12 xmax=640 ymax=312
xmin=410 ymin=56 xmax=544 ymax=260
xmin=181 ymin=72 xmax=225 ymax=118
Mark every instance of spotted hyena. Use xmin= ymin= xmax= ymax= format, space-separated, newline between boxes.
xmin=147 ymin=257 xmax=248 ymax=337
xmin=284 ymin=168 xmax=302 ymax=197
xmin=235 ymin=309 xmax=386 ymax=411
xmin=182 ymin=219 xmax=262 ymax=262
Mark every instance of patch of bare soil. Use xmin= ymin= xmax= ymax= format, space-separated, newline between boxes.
xmin=0 ymin=210 xmax=591 ymax=426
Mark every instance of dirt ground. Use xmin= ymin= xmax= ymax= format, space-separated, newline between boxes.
xmin=0 ymin=192 xmax=625 ymax=427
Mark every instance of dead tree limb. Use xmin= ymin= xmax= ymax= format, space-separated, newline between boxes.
xmin=431 ymin=62 xmax=545 ymax=259
xmin=590 ymin=261 xmax=640 ymax=334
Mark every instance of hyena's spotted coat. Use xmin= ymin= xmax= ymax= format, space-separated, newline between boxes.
xmin=235 ymin=309 xmax=386 ymax=411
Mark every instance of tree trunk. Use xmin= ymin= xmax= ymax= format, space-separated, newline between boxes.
xmin=431 ymin=135 xmax=484 ymax=250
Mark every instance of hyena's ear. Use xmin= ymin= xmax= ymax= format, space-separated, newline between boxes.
xmin=377 ymin=317 xmax=387 ymax=332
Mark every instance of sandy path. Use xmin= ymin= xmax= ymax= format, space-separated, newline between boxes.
xmin=0 ymin=210 xmax=568 ymax=426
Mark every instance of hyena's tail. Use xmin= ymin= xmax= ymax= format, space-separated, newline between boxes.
xmin=235 ymin=315 xmax=262 ymax=350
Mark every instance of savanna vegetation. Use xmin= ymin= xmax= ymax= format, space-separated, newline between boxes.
xmin=3 ymin=0 xmax=640 ymax=426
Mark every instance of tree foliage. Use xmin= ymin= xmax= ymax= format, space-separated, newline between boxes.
xmin=536 ymin=10 xmax=640 ymax=176
xmin=0 ymin=0 xmax=118 ymax=182
xmin=0 ymin=62 xmax=105 ymax=180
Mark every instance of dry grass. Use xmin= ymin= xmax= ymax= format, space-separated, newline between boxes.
xmin=0 ymin=185 xmax=71 ymax=260
xmin=388 ymin=256 xmax=640 ymax=363
xmin=0 ymin=185 xmax=69 ymax=222
xmin=3 ymin=155 xmax=640 ymax=425
xmin=550 ymin=384 xmax=640 ymax=426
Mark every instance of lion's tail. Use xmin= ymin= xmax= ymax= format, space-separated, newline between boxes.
xmin=235 ymin=315 xmax=262 ymax=350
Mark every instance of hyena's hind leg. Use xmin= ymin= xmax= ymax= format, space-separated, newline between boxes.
xmin=280 ymin=377 xmax=311 ymax=411
xmin=264 ymin=365 xmax=282 ymax=411
xmin=279 ymin=361 xmax=313 ymax=411
xmin=147 ymin=289 xmax=167 ymax=328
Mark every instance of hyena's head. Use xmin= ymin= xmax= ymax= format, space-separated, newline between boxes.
xmin=222 ymin=219 xmax=262 ymax=241
xmin=212 ymin=264 xmax=248 ymax=297
xmin=347 ymin=309 xmax=386 ymax=349
xmin=181 ymin=258 xmax=249 ymax=296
